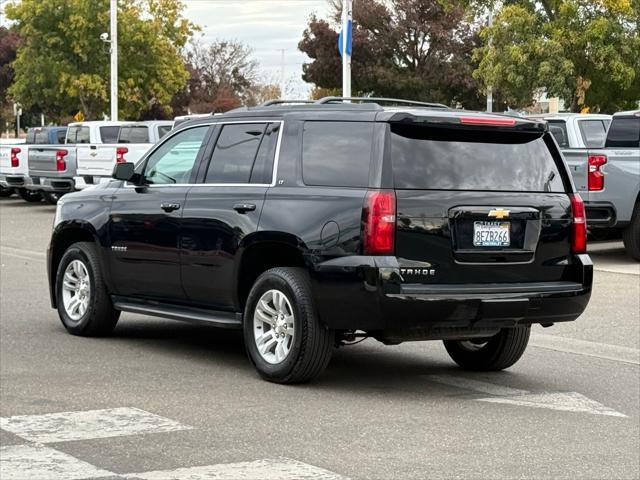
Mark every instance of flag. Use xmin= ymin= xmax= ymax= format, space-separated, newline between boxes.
xmin=338 ymin=20 xmax=352 ymax=57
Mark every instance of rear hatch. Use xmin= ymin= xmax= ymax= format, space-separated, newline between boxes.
xmin=390 ymin=120 xmax=580 ymax=286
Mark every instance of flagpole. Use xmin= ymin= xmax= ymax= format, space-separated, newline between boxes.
xmin=341 ymin=0 xmax=352 ymax=98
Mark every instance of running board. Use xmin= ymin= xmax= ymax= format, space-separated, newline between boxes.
xmin=112 ymin=296 xmax=242 ymax=329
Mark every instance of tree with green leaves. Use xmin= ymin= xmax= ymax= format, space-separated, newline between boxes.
xmin=299 ymin=0 xmax=483 ymax=109
xmin=6 ymin=0 xmax=195 ymax=121
xmin=474 ymin=0 xmax=640 ymax=112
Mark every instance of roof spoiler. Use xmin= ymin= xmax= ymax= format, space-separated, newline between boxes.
xmin=387 ymin=112 xmax=548 ymax=132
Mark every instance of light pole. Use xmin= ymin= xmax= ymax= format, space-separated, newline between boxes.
xmin=341 ymin=0 xmax=352 ymax=98
xmin=486 ymin=8 xmax=493 ymax=113
xmin=110 ymin=0 xmax=118 ymax=121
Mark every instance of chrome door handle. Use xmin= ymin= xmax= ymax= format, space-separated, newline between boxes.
xmin=233 ymin=203 xmax=256 ymax=213
xmin=160 ymin=202 xmax=180 ymax=212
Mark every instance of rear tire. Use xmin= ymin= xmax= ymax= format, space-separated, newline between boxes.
xmin=0 ymin=186 xmax=13 ymax=197
xmin=622 ymin=205 xmax=640 ymax=261
xmin=443 ymin=326 xmax=530 ymax=371
xmin=56 ymin=242 xmax=120 ymax=336
xmin=244 ymin=267 xmax=334 ymax=384
xmin=17 ymin=188 xmax=42 ymax=202
xmin=42 ymin=191 xmax=63 ymax=205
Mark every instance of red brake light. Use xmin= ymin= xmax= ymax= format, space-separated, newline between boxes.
xmin=570 ymin=193 xmax=587 ymax=254
xmin=459 ymin=116 xmax=516 ymax=127
xmin=55 ymin=149 xmax=68 ymax=172
xmin=10 ymin=147 xmax=20 ymax=168
xmin=588 ymin=155 xmax=606 ymax=191
xmin=116 ymin=147 xmax=128 ymax=164
xmin=363 ymin=190 xmax=396 ymax=255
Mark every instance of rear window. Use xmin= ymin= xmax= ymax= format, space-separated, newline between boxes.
xmin=579 ymin=119 xmax=609 ymax=148
xmin=67 ymin=126 xmax=90 ymax=144
xmin=100 ymin=126 xmax=120 ymax=143
xmin=605 ymin=117 xmax=640 ymax=148
xmin=34 ymin=129 xmax=49 ymax=144
xmin=56 ymin=129 xmax=67 ymax=144
xmin=391 ymin=125 xmax=566 ymax=193
xmin=158 ymin=125 xmax=172 ymax=139
xmin=302 ymin=121 xmax=374 ymax=187
xmin=118 ymin=126 xmax=149 ymax=144
xmin=547 ymin=121 xmax=568 ymax=148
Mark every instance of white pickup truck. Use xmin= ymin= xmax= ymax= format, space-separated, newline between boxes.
xmin=73 ymin=120 xmax=173 ymax=190
xmin=26 ymin=121 xmax=126 ymax=203
xmin=0 ymin=127 xmax=67 ymax=202
xmin=532 ymin=111 xmax=640 ymax=259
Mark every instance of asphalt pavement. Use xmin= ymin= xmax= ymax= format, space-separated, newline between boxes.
xmin=1 ymin=196 xmax=639 ymax=480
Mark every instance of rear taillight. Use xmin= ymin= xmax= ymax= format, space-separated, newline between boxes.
xmin=570 ymin=193 xmax=587 ymax=254
xmin=363 ymin=190 xmax=396 ymax=255
xmin=588 ymin=155 xmax=607 ymax=191
xmin=10 ymin=147 xmax=20 ymax=168
xmin=55 ymin=149 xmax=68 ymax=172
xmin=116 ymin=147 xmax=128 ymax=164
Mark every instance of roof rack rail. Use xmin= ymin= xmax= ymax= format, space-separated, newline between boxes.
xmin=260 ymin=99 xmax=316 ymax=107
xmin=316 ymin=96 xmax=449 ymax=109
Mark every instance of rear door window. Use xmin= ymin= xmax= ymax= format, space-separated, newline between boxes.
xmin=118 ymin=126 xmax=149 ymax=144
xmin=204 ymin=123 xmax=271 ymax=184
xmin=605 ymin=117 xmax=640 ymax=148
xmin=302 ymin=121 xmax=374 ymax=187
xmin=547 ymin=121 xmax=569 ymax=148
xmin=391 ymin=124 xmax=566 ymax=192
xmin=99 ymin=126 xmax=120 ymax=143
xmin=579 ymin=120 xmax=609 ymax=147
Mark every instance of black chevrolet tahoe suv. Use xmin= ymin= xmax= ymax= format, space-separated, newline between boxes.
xmin=48 ymin=97 xmax=593 ymax=383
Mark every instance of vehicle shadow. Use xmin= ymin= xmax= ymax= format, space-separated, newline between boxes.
xmin=108 ymin=317 xmax=535 ymax=398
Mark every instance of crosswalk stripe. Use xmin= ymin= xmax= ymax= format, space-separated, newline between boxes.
xmin=123 ymin=458 xmax=347 ymax=480
xmin=0 ymin=444 xmax=115 ymax=480
xmin=0 ymin=407 xmax=192 ymax=443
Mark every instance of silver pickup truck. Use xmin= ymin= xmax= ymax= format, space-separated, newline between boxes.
xmin=536 ymin=111 xmax=639 ymax=260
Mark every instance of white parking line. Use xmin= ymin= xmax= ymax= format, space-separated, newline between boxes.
xmin=0 ymin=407 xmax=192 ymax=443
xmin=530 ymin=333 xmax=640 ymax=365
xmin=0 ymin=444 xmax=115 ymax=480
xmin=425 ymin=375 xmax=529 ymax=396
xmin=124 ymin=458 xmax=347 ymax=480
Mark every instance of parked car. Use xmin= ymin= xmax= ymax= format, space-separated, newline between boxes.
xmin=25 ymin=121 xmax=126 ymax=204
xmin=0 ymin=126 xmax=67 ymax=202
xmin=73 ymin=120 xmax=173 ymax=190
xmin=48 ymin=97 xmax=592 ymax=383
xmin=540 ymin=111 xmax=639 ymax=259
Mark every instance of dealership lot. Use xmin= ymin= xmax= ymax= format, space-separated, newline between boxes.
xmin=1 ymin=197 xmax=638 ymax=480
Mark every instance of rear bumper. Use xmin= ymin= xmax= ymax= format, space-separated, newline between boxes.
xmin=310 ymin=254 xmax=592 ymax=340
xmin=26 ymin=176 xmax=75 ymax=193
xmin=585 ymin=201 xmax=617 ymax=228
xmin=0 ymin=174 xmax=27 ymax=188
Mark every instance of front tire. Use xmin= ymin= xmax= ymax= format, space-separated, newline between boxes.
xmin=622 ymin=205 xmax=640 ymax=261
xmin=42 ymin=191 xmax=63 ymax=205
xmin=17 ymin=188 xmax=42 ymax=202
xmin=443 ymin=326 xmax=530 ymax=371
xmin=243 ymin=267 xmax=334 ymax=384
xmin=56 ymin=242 xmax=120 ymax=336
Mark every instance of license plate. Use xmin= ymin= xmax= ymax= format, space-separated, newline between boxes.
xmin=473 ymin=221 xmax=510 ymax=247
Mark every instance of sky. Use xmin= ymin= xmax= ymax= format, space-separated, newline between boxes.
xmin=181 ymin=0 xmax=333 ymax=97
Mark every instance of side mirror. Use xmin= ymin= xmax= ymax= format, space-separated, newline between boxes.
xmin=112 ymin=162 xmax=136 ymax=182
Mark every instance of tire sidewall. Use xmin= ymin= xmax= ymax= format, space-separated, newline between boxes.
xmin=56 ymin=245 xmax=97 ymax=334
xmin=243 ymin=272 xmax=308 ymax=380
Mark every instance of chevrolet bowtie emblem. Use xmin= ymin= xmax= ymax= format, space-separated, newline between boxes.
xmin=488 ymin=208 xmax=510 ymax=219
